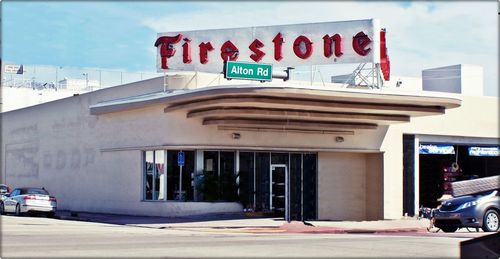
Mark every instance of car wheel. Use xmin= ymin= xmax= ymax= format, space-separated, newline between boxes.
xmin=15 ymin=204 xmax=22 ymax=216
xmin=0 ymin=202 xmax=4 ymax=215
xmin=481 ymin=209 xmax=499 ymax=232
xmin=46 ymin=212 xmax=55 ymax=218
xmin=440 ymin=226 xmax=458 ymax=233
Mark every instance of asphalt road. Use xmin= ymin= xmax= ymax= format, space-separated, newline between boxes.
xmin=1 ymin=215 xmax=479 ymax=258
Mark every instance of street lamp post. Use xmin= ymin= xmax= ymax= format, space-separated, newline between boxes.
xmin=82 ymin=73 xmax=90 ymax=91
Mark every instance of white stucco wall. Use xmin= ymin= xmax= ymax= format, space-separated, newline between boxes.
xmin=318 ymin=152 xmax=367 ymax=220
xmin=365 ymin=153 xmax=384 ymax=220
xmin=318 ymin=152 xmax=383 ymax=221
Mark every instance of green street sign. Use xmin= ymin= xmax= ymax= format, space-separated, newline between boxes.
xmin=224 ymin=61 xmax=273 ymax=82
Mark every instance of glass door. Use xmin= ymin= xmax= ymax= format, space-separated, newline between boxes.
xmin=270 ymin=164 xmax=288 ymax=220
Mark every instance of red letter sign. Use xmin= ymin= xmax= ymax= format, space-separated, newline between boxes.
xmin=220 ymin=40 xmax=239 ymax=61
xmin=249 ymin=39 xmax=265 ymax=62
xmin=199 ymin=42 xmax=214 ymax=64
xmin=352 ymin=32 xmax=371 ymax=56
xmin=379 ymin=29 xmax=390 ymax=81
xmin=272 ymin=33 xmax=284 ymax=61
xmin=155 ymin=34 xmax=182 ymax=69
xmin=182 ymin=38 xmax=192 ymax=64
xmin=323 ymin=34 xmax=343 ymax=58
xmin=293 ymin=35 xmax=313 ymax=59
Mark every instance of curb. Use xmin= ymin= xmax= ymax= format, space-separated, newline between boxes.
xmin=57 ymin=215 xmax=92 ymax=222
xmin=55 ymin=214 xmax=427 ymax=234
xmin=278 ymin=222 xmax=426 ymax=234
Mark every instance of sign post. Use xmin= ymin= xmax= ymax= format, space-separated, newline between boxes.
xmin=177 ymin=151 xmax=185 ymax=200
xmin=224 ymin=61 xmax=273 ymax=82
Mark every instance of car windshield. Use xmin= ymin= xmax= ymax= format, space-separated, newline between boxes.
xmin=21 ymin=188 xmax=49 ymax=195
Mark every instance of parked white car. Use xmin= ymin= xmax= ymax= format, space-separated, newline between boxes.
xmin=0 ymin=187 xmax=57 ymax=217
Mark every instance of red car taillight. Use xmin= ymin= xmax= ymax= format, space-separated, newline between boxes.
xmin=49 ymin=197 xmax=57 ymax=202
xmin=23 ymin=195 xmax=37 ymax=200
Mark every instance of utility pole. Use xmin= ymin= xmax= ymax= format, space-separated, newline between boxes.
xmin=82 ymin=73 xmax=90 ymax=91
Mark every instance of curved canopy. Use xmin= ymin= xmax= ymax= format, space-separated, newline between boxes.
xmin=90 ymin=85 xmax=461 ymax=133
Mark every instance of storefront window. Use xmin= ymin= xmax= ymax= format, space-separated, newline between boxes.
xmin=143 ymin=148 xmax=317 ymax=219
xmin=166 ymin=150 xmax=195 ymax=201
xmin=155 ymin=150 xmax=165 ymax=200
xmin=144 ymin=150 xmax=195 ymax=201
xmin=143 ymin=150 xmax=165 ymax=201
xmin=255 ymin=152 xmax=270 ymax=211
xmin=200 ymin=151 xmax=237 ymax=201
xmin=239 ymin=152 xmax=255 ymax=210
xmin=302 ymin=153 xmax=317 ymax=220
xmin=200 ymin=151 xmax=219 ymax=201
xmin=289 ymin=153 xmax=302 ymax=220
xmin=145 ymin=151 xmax=154 ymax=200
xmin=271 ymin=152 xmax=288 ymax=165
xmin=220 ymin=151 xmax=236 ymax=201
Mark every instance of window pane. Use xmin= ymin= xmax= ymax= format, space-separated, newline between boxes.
xmin=290 ymin=153 xmax=302 ymax=220
xmin=145 ymin=151 xmax=154 ymax=200
xmin=271 ymin=152 xmax=288 ymax=165
xmin=155 ymin=150 xmax=165 ymax=200
xmin=220 ymin=151 xmax=236 ymax=201
xmin=239 ymin=152 xmax=255 ymax=210
xmin=166 ymin=151 xmax=177 ymax=200
xmin=183 ymin=151 xmax=195 ymax=201
xmin=204 ymin=151 xmax=218 ymax=173
xmin=167 ymin=150 xmax=195 ymax=201
xmin=255 ymin=152 xmax=270 ymax=211
xmin=202 ymin=151 xmax=219 ymax=201
xmin=303 ymin=153 xmax=317 ymax=220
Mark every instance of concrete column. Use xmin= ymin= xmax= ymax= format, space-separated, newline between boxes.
xmin=414 ymin=136 xmax=420 ymax=212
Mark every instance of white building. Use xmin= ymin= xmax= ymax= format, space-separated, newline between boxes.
xmin=58 ymin=78 xmax=100 ymax=91
xmin=1 ymin=20 xmax=498 ymax=221
xmin=0 ymin=87 xmax=84 ymax=113
xmin=1 ymin=69 xmax=498 ymax=220
xmin=422 ymin=64 xmax=484 ymax=96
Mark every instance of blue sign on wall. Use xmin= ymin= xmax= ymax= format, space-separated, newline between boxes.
xmin=177 ymin=151 xmax=185 ymax=166
xmin=419 ymin=144 xmax=455 ymax=155
xmin=468 ymin=147 xmax=499 ymax=157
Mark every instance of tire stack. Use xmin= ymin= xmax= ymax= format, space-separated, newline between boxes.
xmin=451 ymin=175 xmax=500 ymax=197
xmin=443 ymin=163 xmax=462 ymax=195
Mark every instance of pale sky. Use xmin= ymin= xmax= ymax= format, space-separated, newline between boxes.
xmin=2 ymin=1 xmax=498 ymax=96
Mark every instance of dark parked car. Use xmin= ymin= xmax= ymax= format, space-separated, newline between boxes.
xmin=433 ymin=190 xmax=499 ymax=232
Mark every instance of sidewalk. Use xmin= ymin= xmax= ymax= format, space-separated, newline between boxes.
xmin=56 ymin=210 xmax=430 ymax=234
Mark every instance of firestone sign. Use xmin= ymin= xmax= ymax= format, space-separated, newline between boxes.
xmin=155 ymin=19 xmax=390 ymax=80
